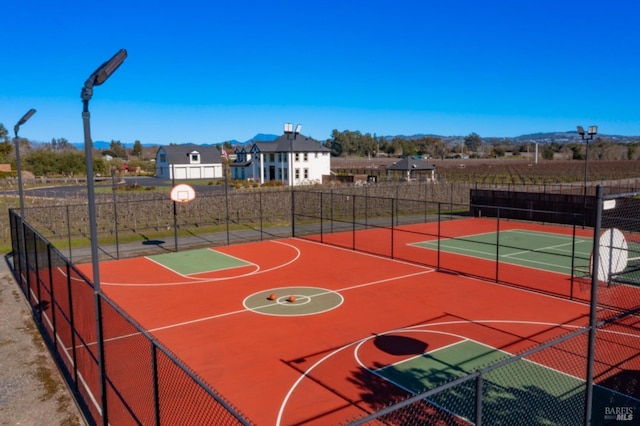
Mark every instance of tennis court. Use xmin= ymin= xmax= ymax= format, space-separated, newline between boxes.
xmin=413 ymin=229 xmax=592 ymax=275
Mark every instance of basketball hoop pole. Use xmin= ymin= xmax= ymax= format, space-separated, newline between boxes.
xmin=171 ymin=164 xmax=178 ymax=251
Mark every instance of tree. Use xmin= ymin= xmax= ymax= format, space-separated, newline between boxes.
xmin=541 ymin=147 xmax=554 ymax=160
xmin=132 ymin=140 xmax=143 ymax=157
xmin=0 ymin=123 xmax=13 ymax=162
xmin=464 ymin=133 xmax=483 ymax=153
xmin=49 ymin=137 xmax=74 ymax=151
xmin=493 ymin=147 xmax=506 ymax=157
xmin=110 ymin=140 xmax=127 ymax=158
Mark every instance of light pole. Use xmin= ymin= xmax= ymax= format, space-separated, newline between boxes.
xmin=577 ymin=125 xmax=597 ymax=197
xmin=81 ymin=48 xmax=127 ymax=426
xmin=284 ymin=123 xmax=301 ymax=187
xmin=14 ymin=108 xmax=36 ymax=220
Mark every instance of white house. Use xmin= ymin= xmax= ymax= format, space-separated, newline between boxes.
xmin=230 ymin=134 xmax=331 ymax=186
xmin=155 ymin=144 xmax=223 ymax=180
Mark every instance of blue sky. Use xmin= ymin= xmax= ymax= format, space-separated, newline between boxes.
xmin=2 ymin=0 xmax=639 ymax=145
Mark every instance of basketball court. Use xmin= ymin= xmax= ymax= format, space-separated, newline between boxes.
xmin=57 ymin=220 xmax=640 ymax=425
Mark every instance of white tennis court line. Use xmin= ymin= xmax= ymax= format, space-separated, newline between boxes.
xmin=414 ymin=229 xmax=592 ymax=273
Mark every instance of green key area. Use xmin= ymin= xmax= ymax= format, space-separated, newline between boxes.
xmin=148 ymin=248 xmax=249 ymax=275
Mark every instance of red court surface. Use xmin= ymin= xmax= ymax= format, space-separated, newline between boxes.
xmin=76 ymin=227 xmax=639 ymax=425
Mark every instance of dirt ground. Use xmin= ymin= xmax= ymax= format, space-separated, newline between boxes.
xmin=0 ymin=259 xmax=84 ymax=426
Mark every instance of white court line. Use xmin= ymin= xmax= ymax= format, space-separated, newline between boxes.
xmin=80 ymin=267 xmax=435 ymax=347
xmin=79 ymin=240 xmax=302 ymax=287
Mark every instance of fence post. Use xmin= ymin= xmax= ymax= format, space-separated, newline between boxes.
xmin=111 ymin=169 xmax=120 ymax=260
xmin=437 ymin=202 xmax=441 ymax=270
xmin=33 ymin=230 xmax=43 ymax=323
xmin=320 ymin=192 xmax=324 ymax=243
xmin=259 ymin=192 xmax=263 ymax=241
xmin=47 ymin=245 xmax=57 ymax=351
xmin=152 ymin=344 xmax=160 ymax=425
xmin=291 ymin=190 xmax=296 ymax=237
xmin=351 ymin=195 xmax=356 ymax=250
xmin=24 ymin=222 xmax=32 ymax=306
xmin=66 ymin=205 xmax=72 ymax=263
xmin=584 ymin=185 xmax=603 ymax=425
xmin=330 ymin=189 xmax=334 ymax=234
xmin=390 ymin=197 xmax=394 ymax=259
xmin=495 ymin=208 xmax=501 ymax=282
xmin=475 ymin=374 xmax=483 ymax=426
xmin=66 ymin=262 xmax=79 ymax=391
xmin=570 ymin=222 xmax=577 ymax=300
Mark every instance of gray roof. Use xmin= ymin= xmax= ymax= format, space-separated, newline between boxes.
xmin=387 ymin=156 xmax=435 ymax=171
xmin=157 ymin=144 xmax=222 ymax=164
xmin=249 ymin=134 xmax=331 ymax=153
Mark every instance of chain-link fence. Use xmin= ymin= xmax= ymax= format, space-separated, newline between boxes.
xmin=313 ymin=186 xmax=638 ymax=426
xmin=7 ymin=184 xmax=640 ymax=425
xmin=8 ymin=211 xmax=252 ymax=425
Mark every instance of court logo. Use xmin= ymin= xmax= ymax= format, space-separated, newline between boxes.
xmin=604 ymin=406 xmax=634 ymax=422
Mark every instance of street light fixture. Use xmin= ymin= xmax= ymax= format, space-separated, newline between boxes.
xmin=577 ymin=125 xmax=598 ymax=197
xmin=14 ymin=108 xmax=36 ymax=219
xmin=284 ymin=123 xmax=301 ymax=187
xmin=81 ymin=48 xmax=127 ymax=289
xmin=81 ymin=49 xmax=127 ymax=426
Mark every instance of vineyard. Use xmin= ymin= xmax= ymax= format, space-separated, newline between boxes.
xmin=436 ymin=159 xmax=640 ymax=184
xmin=2 ymin=158 xmax=640 ymax=255
xmin=333 ymin=157 xmax=640 ymax=185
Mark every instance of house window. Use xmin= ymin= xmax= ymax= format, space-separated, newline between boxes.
xmin=294 ymin=153 xmax=300 ymax=162
xmin=295 ymin=168 xmax=300 ymax=180
xmin=304 ymin=168 xmax=309 ymax=179
xmin=270 ymin=153 xmax=275 ymax=162
xmin=315 ymin=153 xmax=318 ymax=158
xmin=160 ymin=154 xmax=166 ymax=162
xmin=189 ymin=153 xmax=200 ymax=163
xmin=303 ymin=153 xmax=308 ymax=162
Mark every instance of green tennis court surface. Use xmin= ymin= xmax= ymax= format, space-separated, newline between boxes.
xmin=148 ymin=248 xmax=249 ymax=275
xmin=414 ymin=229 xmax=592 ymax=274
xmin=376 ymin=340 xmax=638 ymax=424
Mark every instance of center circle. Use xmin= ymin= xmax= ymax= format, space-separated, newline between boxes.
xmin=276 ymin=295 xmax=311 ymax=305
xmin=244 ymin=286 xmax=343 ymax=316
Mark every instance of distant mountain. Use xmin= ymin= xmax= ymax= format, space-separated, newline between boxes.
xmin=73 ymin=134 xmax=280 ymax=150
xmin=234 ymin=134 xmax=278 ymax=145
xmin=71 ymin=131 xmax=637 ymax=151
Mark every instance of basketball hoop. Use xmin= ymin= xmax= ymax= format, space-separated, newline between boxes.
xmin=170 ymin=184 xmax=196 ymax=203
xmin=590 ymin=228 xmax=629 ymax=285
